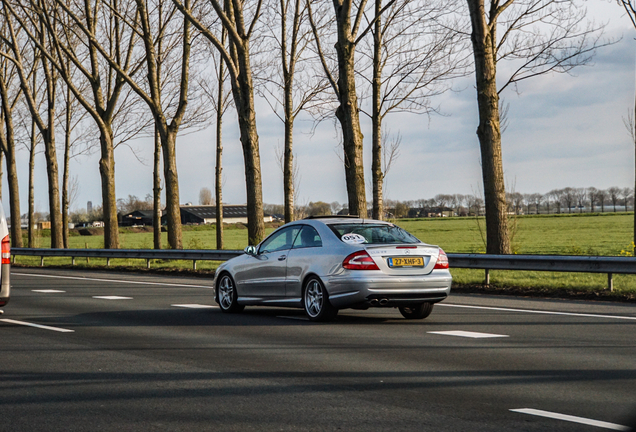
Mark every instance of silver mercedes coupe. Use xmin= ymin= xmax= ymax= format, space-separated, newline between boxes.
xmin=213 ymin=216 xmax=452 ymax=321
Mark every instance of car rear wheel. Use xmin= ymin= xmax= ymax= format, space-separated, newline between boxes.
xmin=303 ymin=277 xmax=337 ymax=322
xmin=217 ymin=273 xmax=244 ymax=313
xmin=399 ymin=302 xmax=433 ymax=319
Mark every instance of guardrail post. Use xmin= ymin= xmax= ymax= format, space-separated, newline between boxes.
xmin=608 ymin=273 xmax=613 ymax=291
xmin=107 ymin=258 xmax=111 ymax=267
xmin=147 ymin=259 xmax=151 ymax=269
xmin=193 ymin=260 xmax=197 ymax=270
xmin=72 ymin=257 xmax=75 ymax=266
xmin=484 ymin=269 xmax=490 ymax=285
xmin=40 ymin=256 xmax=44 ymax=267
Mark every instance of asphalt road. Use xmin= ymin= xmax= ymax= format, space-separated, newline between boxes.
xmin=1 ymin=268 xmax=635 ymax=431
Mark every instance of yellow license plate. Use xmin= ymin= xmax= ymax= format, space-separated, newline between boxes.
xmin=388 ymin=257 xmax=424 ymax=267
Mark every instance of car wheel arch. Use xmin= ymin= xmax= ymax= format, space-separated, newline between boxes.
xmin=301 ymin=273 xmax=323 ymax=293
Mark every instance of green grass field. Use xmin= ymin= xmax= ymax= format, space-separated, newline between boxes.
xmin=14 ymin=213 xmax=636 ymax=296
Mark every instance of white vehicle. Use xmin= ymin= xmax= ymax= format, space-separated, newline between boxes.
xmin=0 ymin=204 xmax=10 ymax=312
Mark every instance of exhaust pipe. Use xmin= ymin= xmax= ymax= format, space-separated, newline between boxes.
xmin=370 ymin=299 xmax=379 ymax=305
xmin=379 ymin=298 xmax=389 ymax=306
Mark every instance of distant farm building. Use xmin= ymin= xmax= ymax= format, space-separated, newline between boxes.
xmin=168 ymin=205 xmax=274 ymax=225
xmin=119 ymin=210 xmax=156 ymax=227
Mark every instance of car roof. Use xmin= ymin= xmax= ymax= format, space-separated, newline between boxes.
xmin=302 ymin=216 xmax=393 ymax=226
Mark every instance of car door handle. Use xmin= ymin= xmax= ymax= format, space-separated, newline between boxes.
xmin=278 ymin=255 xmax=287 ymax=261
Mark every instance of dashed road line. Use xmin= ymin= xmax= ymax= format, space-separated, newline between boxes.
xmin=0 ymin=318 xmax=74 ymax=333
xmin=32 ymin=289 xmax=66 ymax=293
xmin=172 ymin=304 xmax=218 ymax=309
xmin=428 ymin=330 xmax=509 ymax=338
xmin=440 ymin=303 xmax=636 ymax=321
xmin=510 ymin=408 xmax=629 ymax=430
xmin=93 ymin=296 xmax=133 ymax=300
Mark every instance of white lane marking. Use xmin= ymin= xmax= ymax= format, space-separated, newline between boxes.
xmin=13 ymin=272 xmax=215 ymax=289
xmin=440 ymin=303 xmax=636 ymax=321
xmin=0 ymin=318 xmax=74 ymax=333
xmin=511 ymin=408 xmax=629 ymax=431
xmin=93 ymin=296 xmax=133 ymax=300
xmin=32 ymin=289 xmax=66 ymax=293
xmin=277 ymin=316 xmax=309 ymax=321
xmin=171 ymin=304 xmax=218 ymax=309
xmin=428 ymin=330 xmax=509 ymax=338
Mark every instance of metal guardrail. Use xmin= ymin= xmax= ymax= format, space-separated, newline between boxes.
xmin=447 ymin=253 xmax=636 ymax=291
xmin=11 ymin=248 xmax=636 ymax=290
xmin=12 ymin=248 xmax=243 ymax=270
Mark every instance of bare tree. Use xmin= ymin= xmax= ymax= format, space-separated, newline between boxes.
xmin=358 ymin=0 xmax=468 ymax=220
xmin=587 ymin=187 xmax=598 ymax=213
xmin=622 ymin=187 xmax=633 ymax=211
xmin=0 ymin=9 xmax=64 ymax=247
xmin=3 ymin=0 xmax=153 ymax=249
xmin=58 ymin=0 xmax=211 ymax=248
xmin=530 ymin=193 xmax=542 ymax=214
xmin=199 ymin=187 xmax=214 ymax=205
xmin=0 ymin=33 xmax=23 ymax=247
xmin=60 ymin=75 xmax=94 ymax=248
xmin=172 ymin=0 xmax=266 ymax=245
xmin=618 ymin=0 xmax=636 ymax=246
xmin=575 ymin=188 xmax=587 ymax=213
xmin=307 ymin=0 xmax=394 ymax=217
xmin=465 ymin=0 xmax=607 ymax=253
xmin=608 ymin=186 xmax=621 ymax=212
xmin=258 ymin=0 xmax=328 ymax=223
xmin=199 ymin=28 xmax=233 ymax=249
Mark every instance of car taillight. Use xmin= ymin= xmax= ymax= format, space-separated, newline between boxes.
xmin=433 ymin=248 xmax=449 ymax=269
xmin=343 ymin=250 xmax=380 ymax=270
xmin=1 ymin=235 xmax=9 ymax=265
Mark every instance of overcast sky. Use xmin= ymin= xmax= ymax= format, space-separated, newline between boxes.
xmin=6 ymin=0 xmax=636 ymax=214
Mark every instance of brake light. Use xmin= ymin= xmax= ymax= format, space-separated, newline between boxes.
xmin=343 ymin=250 xmax=380 ymax=270
xmin=433 ymin=248 xmax=449 ymax=269
xmin=1 ymin=235 xmax=9 ymax=265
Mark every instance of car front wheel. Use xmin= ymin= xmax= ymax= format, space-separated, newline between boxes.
xmin=217 ymin=273 xmax=244 ymax=313
xmin=303 ymin=277 xmax=337 ymax=322
xmin=399 ymin=302 xmax=434 ymax=319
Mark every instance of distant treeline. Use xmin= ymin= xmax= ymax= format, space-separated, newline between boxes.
xmin=264 ymin=186 xmax=635 ymax=218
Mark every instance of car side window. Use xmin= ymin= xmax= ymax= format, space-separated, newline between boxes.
xmin=259 ymin=226 xmax=301 ymax=254
xmin=293 ymin=226 xmax=323 ymax=249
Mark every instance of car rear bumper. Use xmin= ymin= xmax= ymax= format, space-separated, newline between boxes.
xmin=0 ymin=263 xmax=9 ymax=307
xmin=323 ymin=270 xmax=452 ymax=308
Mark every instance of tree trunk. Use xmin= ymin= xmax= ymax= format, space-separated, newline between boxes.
xmin=153 ymin=127 xmax=162 ymax=249
xmin=0 ymin=76 xmax=23 ymax=247
xmin=283 ymin=86 xmax=295 ymax=223
xmin=62 ymin=87 xmax=71 ymax=249
xmin=99 ymin=128 xmax=119 ymax=249
xmin=28 ymin=120 xmax=36 ymax=247
xmin=160 ymin=128 xmax=183 ymax=249
xmin=230 ymin=43 xmax=264 ymax=246
xmin=215 ymin=57 xmax=224 ymax=250
xmin=466 ymin=0 xmax=510 ymax=254
xmin=42 ymin=125 xmax=63 ymax=248
xmin=371 ymin=0 xmax=383 ymax=221
xmin=334 ymin=6 xmax=367 ymax=218
xmin=282 ymin=1 xmax=295 ymax=225
xmin=4 ymin=145 xmax=21 ymax=247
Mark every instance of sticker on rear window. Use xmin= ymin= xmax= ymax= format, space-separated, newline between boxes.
xmin=341 ymin=233 xmax=366 ymax=244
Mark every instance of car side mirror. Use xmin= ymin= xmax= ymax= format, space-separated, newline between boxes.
xmin=244 ymin=245 xmax=258 ymax=256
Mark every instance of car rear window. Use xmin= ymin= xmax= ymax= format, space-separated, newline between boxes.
xmin=328 ymin=223 xmax=420 ymax=245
